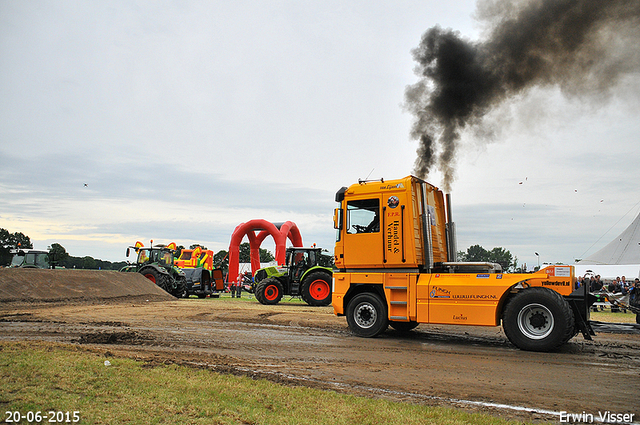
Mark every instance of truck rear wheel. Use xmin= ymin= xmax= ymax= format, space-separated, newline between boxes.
xmin=255 ymin=278 xmax=283 ymax=305
xmin=346 ymin=292 xmax=388 ymax=337
xmin=301 ymin=271 xmax=332 ymax=306
xmin=390 ymin=321 xmax=419 ymax=332
xmin=502 ymin=287 xmax=575 ymax=352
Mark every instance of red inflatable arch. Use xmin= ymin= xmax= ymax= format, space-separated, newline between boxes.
xmin=228 ymin=219 xmax=303 ymax=282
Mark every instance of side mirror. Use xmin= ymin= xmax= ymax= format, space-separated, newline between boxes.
xmin=126 ymin=248 xmax=130 ymax=257
xmin=333 ymin=208 xmax=343 ymax=230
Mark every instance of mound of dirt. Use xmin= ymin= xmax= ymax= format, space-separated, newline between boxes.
xmin=0 ymin=268 xmax=175 ymax=303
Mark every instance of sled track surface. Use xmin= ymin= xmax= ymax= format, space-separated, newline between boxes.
xmin=1 ymin=294 xmax=639 ymax=423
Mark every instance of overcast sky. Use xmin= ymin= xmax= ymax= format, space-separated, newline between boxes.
xmin=1 ymin=1 xmax=639 ymax=269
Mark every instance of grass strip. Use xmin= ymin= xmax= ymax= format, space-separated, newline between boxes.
xmin=589 ymin=310 xmax=637 ymax=323
xmin=0 ymin=341 xmax=530 ymax=425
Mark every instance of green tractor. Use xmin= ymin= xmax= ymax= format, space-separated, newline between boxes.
xmin=253 ymin=247 xmax=333 ymax=306
xmin=9 ymin=249 xmax=50 ymax=269
xmin=121 ymin=242 xmax=187 ymax=298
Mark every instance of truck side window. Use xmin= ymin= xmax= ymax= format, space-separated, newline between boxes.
xmin=346 ymin=199 xmax=380 ymax=234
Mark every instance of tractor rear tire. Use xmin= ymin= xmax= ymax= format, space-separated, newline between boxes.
xmin=346 ymin=292 xmax=388 ymax=338
xmin=171 ymin=276 xmax=187 ymax=298
xmin=140 ymin=267 xmax=172 ymax=294
xmin=301 ymin=271 xmax=332 ymax=306
xmin=255 ymin=278 xmax=283 ymax=305
xmin=502 ymin=287 xmax=575 ymax=352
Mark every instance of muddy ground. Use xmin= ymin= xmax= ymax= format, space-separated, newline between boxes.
xmin=1 ymin=269 xmax=639 ymax=422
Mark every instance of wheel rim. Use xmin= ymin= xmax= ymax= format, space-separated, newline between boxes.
xmin=309 ymin=279 xmax=330 ymax=300
xmin=517 ymin=303 xmax=554 ymax=339
xmin=264 ymin=284 xmax=279 ymax=301
xmin=144 ymin=273 xmax=156 ymax=284
xmin=354 ymin=302 xmax=377 ymax=329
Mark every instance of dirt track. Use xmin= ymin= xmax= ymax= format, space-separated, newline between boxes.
xmin=1 ymin=269 xmax=639 ymax=422
xmin=2 ymin=296 xmax=639 ymax=422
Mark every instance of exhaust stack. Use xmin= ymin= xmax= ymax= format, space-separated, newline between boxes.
xmin=445 ymin=193 xmax=457 ymax=262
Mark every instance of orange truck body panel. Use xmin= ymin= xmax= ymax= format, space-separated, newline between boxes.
xmin=333 ymin=266 xmax=574 ymax=326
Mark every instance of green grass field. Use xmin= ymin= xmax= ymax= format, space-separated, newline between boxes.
xmin=0 ymin=341 xmax=532 ymax=425
xmin=589 ymin=309 xmax=637 ymax=323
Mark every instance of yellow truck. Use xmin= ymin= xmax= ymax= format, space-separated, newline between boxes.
xmin=332 ymin=176 xmax=595 ymax=351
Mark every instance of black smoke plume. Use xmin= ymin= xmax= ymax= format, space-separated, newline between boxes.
xmin=405 ymin=0 xmax=640 ymax=191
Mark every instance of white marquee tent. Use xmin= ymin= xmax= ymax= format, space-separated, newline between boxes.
xmin=575 ymin=212 xmax=640 ymax=279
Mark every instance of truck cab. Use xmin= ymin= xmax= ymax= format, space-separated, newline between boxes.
xmin=332 ymin=176 xmax=594 ymax=351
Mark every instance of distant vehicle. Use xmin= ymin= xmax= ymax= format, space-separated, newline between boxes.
xmin=174 ymin=246 xmax=225 ymax=298
xmin=121 ymin=241 xmax=186 ymax=298
xmin=253 ymin=247 xmax=333 ymax=306
xmin=10 ymin=249 xmax=50 ymax=269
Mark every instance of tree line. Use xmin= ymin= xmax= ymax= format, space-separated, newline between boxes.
xmin=457 ymin=244 xmax=523 ymax=272
xmin=0 ymin=228 xmax=277 ymax=273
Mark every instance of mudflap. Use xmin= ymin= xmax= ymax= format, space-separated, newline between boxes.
xmin=566 ymin=285 xmax=597 ymax=340
xmin=211 ymin=268 xmax=225 ymax=291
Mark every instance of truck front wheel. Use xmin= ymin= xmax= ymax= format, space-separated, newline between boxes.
xmin=346 ymin=293 xmax=388 ymax=337
xmin=502 ymin=287 xmax=575 ymax=352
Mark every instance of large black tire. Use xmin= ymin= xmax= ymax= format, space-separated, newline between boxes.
xmin=255 ymin=278 xmax=283 ymax=305
xmin=171 ymin=276 xmax=187 ymax=298
xmin=139 ymin=266 xmax=171 ymax=293
xmin=502 ymin=287 xmax=575 ymax=352
xmin=389 ymin=321 xmax=419 ymax=332
xmin=346 ymin=292 xmax=388 ymax=337
xmin=301 ymin=271 xmax=332 ymax=306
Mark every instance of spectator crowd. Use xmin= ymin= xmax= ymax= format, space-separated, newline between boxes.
xmin=575 ymin=274 xmax=640 ymax=313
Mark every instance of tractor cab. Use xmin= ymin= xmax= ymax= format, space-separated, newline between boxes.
xmin=286 ymin=247 xmax=323 ymax=282
xmin=10 ymin=249 xmax=50 ymax=269
xmin=127 ymin=246 xmax=175 ymax=268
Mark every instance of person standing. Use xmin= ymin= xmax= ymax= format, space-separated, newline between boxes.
xmin=233 ymin=273 xmax=244 ymax=298
xmin=629 ymin=279 xmax=640 ymax=324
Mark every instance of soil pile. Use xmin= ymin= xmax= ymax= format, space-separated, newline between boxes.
xmin=0 ymin=268 xmax=174 ymax=303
